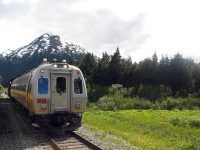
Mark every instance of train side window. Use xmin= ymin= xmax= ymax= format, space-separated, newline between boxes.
xmin=38 ymin=77 xmax=48 ymax=94
xmin=56 ymin=77 xmax=66 ymax=93
xmin=74 ymin=78 xmax=83 ymax=94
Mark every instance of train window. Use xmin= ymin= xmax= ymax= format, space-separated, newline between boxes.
xmin=56 ymin=77 xmax=66 ymax=93
xmin=38 ymin=78 xmax=48 ymax=94
xmin=74 ymin=78 xmax=83 ymax=94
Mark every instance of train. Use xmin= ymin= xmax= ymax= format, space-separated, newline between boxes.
xmin=8 ymin=58 xmax=87 ymax=130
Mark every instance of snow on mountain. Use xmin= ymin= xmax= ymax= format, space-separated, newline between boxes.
xmin=2 ymin=49 xmax=13 ymax=57
xmin=2 ymin=33 xmax=86 ymax=58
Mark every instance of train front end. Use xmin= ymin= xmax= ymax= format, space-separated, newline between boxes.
xmin=32 ymin=60 xmax=87 ymax=129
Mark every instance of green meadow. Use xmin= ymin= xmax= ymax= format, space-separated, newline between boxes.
xmin=82 ymin=110 xmax=200 ymax=150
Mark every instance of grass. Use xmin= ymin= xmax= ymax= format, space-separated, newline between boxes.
xmin=82 ymin=109 xmax=200 ymax=150
xmin=0 ymin=87 xmax=7 ymax=99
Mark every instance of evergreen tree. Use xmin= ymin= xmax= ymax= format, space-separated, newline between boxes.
xmin=158 ymin=55 xmax=170 ymax=85
xmin=169 ymin=53 xmax=192 ymax=95
xmin=135 ymin=57 xmax=158 ymax=85
xmin=79 ymin=53 xmax=97 ymax=84
xmin=120 ymin=57 xmax=136 ymax=87
xmin=108 ymin=47 xmax=122 ymax=84
xmin=94 ymin=52 xmax=110 ymax=85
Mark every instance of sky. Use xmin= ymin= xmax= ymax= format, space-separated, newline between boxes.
xmin=0 ymin=0 xmax=200 ymax=62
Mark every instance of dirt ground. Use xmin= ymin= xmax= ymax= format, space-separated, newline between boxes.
xmin=0 ymin=99 xmax=40 ymax=150
xmin=0 ymin=99 xmax=132 ymax=150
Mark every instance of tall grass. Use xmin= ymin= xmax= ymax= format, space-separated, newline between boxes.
xmin=94 ymin=96 xmax=200 ymax=111
xmin=83 ymin=110 xmax=200 ymax=150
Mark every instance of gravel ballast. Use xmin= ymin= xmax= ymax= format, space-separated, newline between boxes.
xmin=77 ymin=126 xmax=136 ymax=150
xmin=0 ymin=99 xmax=135 ymax=150
xmin=0 ymin=99 xmax=51 ymax=150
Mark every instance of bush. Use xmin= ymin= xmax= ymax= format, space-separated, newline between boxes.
xmin=138 ymin=84 xmax=172 ymax=101
xmin=170 ymin=117 xmax=200 ymax=128
xmin=88 ymin=86 xmax=200 ymax=111
xmin=94 ymin=96 xmax=200 ymax=111
xmin=97 ymin=96 xmax=117 ymax=111
xmin=159 ymin=97 xmax=181 ymax=110
xmin=175 ymin=88 xmax=188 ymax=98
xmin=96 ymin=95 xmax=155 ymax=111
xmin=133 ymin=99 xmax=154 ymax=109
xmin=107 ymin=87 xmax=137 ymax=98
xmin=87 ymin=84 xmax=108 ymax=102
xmin=170 ymin=117 xmax=188 ymax=127
xmin=190 ymin=119 xmax=200 ymax=128
xmin=86 ymin=103 xmax=99 ymax=111
xmin=158 ymin=97 xmax=200 ymax=110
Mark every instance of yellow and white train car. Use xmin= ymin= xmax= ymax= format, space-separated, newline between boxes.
xmin=9 ymin=59 xmax=87 ymax=129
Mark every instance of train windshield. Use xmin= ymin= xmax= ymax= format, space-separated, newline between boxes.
xmin=38 ymin=77 xmax=48 ymax=94
xmin=56 ymin=77 xmax=66 ymax=93
xmin=74 ymin=78 xmax=83 ymax=94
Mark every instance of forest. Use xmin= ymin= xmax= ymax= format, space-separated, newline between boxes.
xmin=79 ymin=48 xmax=200 ymax=110
xmin=1 ymin=47 xmax=200 ymax=110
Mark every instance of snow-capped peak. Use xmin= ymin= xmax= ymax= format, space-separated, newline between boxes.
xmin=2 ymin=49 xmax=13 ymax=57
xmin=2 ymin=33 xmax=86 ymax=58
xmin=42 ymin=33 xmax=52 ymax=38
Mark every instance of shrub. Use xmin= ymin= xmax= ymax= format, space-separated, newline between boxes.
xmin=159 ymin=97 xmax=181 ymax=110
xmin=190 ymin=119 xmax=200 ymax=128
xmin=89 ymin=86 xmax=200 ymax=111
xmin=96 ymin=95 xmax=155 ymax=111
xmin=86 ymin=103 xmax=99 ymax=111
xmin=170 ymin=117 xmax=200 ymax=128
xmin=175 ymin=88 xmax=188 ymax=98
xmin=170 ymin=117 xmax=188 ymax=127
xmin=97 ymin=96 xmax=117 ymax=111
xmin=87 ymin=84 xmax=108 ymax=102
xmin=133 ymin=99 xmax=154 ymax=109
xmin=138 ymin=84 xmax=172 ymax=101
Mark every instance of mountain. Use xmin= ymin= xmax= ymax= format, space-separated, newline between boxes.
xmin=2 ymin=33 xmax=86 ymax=61
xmin=0 ymin=33 xmax=88 ymax=85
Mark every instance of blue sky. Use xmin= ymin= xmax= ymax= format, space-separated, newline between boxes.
xmin=0 ymin=0 xmax=200 ymax=62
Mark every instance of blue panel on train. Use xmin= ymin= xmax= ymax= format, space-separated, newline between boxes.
xmin=38 ymin=78 xmax=48 ymax=94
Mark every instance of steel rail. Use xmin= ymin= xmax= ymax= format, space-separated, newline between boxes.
xmin=45 ymin=135 xmax=62 ymax=150
xmin=69 ymin=131 xmax=103 ymax=150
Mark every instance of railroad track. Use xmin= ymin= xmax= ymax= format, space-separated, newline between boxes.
xmin=6 ymin=99 xmax=103 ymax=150
xmin=31 ymin=128 xmax=103 ymax=150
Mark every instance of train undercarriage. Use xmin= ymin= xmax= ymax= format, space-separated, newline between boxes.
xmin=30 ymin=113 xmax=82 ymax=130
xmin=12 ymin=98 xmax=82 ymax=131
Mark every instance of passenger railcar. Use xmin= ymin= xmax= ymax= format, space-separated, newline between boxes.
xmin=8 ymin=59 xmax=87 ymax=130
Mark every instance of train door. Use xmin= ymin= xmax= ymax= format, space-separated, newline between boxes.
xmin=50 ymin=73 xmax=71 ymax=112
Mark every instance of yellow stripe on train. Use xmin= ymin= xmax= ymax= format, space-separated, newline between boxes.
xmin=11 ymin=89 xmax=35 ymax=113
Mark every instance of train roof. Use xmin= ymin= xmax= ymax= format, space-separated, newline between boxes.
xmin=38 ymin=62 xmax=81 ymax=70
xmin=8 ymin=61 xmax=81 ymax=85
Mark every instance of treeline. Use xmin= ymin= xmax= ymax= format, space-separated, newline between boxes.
xmin=0 ymin=52 xmax=83 ymax=85
xmin=79 ymin=48 xmax=200 ymax=103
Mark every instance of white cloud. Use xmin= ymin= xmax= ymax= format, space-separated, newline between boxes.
xmin=0 ymin=0 xmax=200 ymax=61
xmin=0 ymin=19 xmax=37 ymax=50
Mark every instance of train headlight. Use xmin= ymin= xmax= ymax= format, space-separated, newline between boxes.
xmin=63 ymin=65 xmax=67 ymax=68
xmin=53 ymin=64 xmax=57 ymax=68
xmin=40 ymin=69 xmax=44 ymax=73
xmin=75 ymin=103 xmax=81 ymax=109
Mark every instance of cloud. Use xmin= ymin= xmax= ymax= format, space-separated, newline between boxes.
xmin=30 ymin=0 xmax=149 ymax=57
xmin=0 ymin=0 xmax=30 ymax=19
xmin=0 ymin=0 xmax=149 ymax=58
